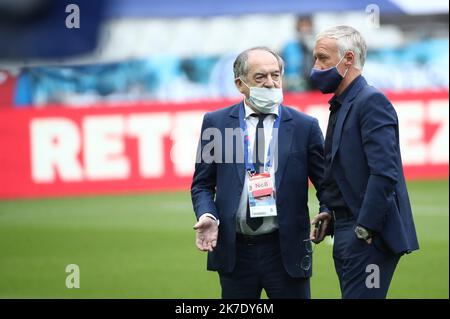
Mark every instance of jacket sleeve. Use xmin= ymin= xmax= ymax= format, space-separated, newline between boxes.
xmin=357 ymin=92 xmax=399 ymax=232
xmin=190 ymin=113 xmax=219 ymax=220
xmin=307 ymin=118 xmax=330 ymax=215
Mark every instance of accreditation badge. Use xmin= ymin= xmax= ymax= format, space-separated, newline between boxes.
xmin=247 ymin=172 xmax=277 ymax=218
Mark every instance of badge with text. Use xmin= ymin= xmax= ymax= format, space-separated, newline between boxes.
xmin=248 ymin=172 xmax=277 ymax=218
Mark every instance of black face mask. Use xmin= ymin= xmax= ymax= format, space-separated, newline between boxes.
xmin=309 ymin=55 xmax=348 ymax=94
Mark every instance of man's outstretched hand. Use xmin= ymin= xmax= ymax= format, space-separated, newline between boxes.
xmin=310 ymin=212 xmax=332 ymax=244
xmin=193 ymin=216 xmax=218 ymax=252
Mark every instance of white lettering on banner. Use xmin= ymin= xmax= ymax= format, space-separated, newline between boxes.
xmin=427 ymin=100 xmax=449 ymax=164
xmin=396 ymin=102 xmax=427 ymax=165
xmin=127 ymin=113 xmax=171 ymax=178
xmin=83 ymin=116 xmax=130 ymax=180
xmin=28 ymin=99 xmax=448 ymax=185
xmin=396 ymin=100 xmax=449 ymax=166
xmin=304 ymin=104 xmax=330 ymax=134
xmin=30 ymin=118 xmax=83 ymax=182
xmin=170 ymin=112 xmax=204 ymax=177
xmin=30 ymin=113 xmax=172 ymax=183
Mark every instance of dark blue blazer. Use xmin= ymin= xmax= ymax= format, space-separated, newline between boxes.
xmin=330 ymin=76 xmax=419 ymax=255
xmin=191 ymin=102 xmax=327 ymax=278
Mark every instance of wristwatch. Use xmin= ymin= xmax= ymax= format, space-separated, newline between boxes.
xmin=354 ymin=225 xmax=372 ymax=240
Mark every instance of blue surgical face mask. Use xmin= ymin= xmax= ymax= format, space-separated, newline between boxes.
xmin=239 ymin=78 xmax=283 ymax=114
xmin=309 ymin=55 xmax=349 ymax=94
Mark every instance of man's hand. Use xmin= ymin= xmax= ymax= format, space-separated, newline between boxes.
xmin=193 ymin=215 xmax=218 ymax=252
xmin=310 ymin=212 xmax=332 ymax=244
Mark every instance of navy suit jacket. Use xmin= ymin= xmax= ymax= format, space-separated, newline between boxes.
xmin=191 ymin=102 xmax=327 ymax=278
xmin=330 ymin=76 xmax=419 ymax=255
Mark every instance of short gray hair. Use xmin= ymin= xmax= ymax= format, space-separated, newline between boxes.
xmin=316 ymin=25 xmax=367 ymax=70
xmin=233 ymin=46 xmax=285 ymax=79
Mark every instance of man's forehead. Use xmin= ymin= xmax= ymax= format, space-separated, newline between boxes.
xmin=247 ymin=50 xmax=280 ymax=72
xmin=313 ymin=37 xmax=338 ymax=55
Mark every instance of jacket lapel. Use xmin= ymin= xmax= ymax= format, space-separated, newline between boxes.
xmin=227 ymin=102 xmax=245 ymax=187
xmin=331 ymin=76 xmax=367 ymax=162
xmin=275 ymin=105 xmax=294 ymax=191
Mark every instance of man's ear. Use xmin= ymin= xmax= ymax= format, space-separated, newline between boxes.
xmin=235 ymin=77 xmax=247 ymax=95
xmin=344 ymin=51 xmax=355 ymax=68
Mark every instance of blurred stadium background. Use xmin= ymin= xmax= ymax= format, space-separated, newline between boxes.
xmin=0 ymin=0 xmax=448 ymax=298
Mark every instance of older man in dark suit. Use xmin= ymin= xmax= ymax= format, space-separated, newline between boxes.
xmin=310 ymin=25 xmax=419 ymax=299
xmin=191 ymin=47 xmax=328 ymax=298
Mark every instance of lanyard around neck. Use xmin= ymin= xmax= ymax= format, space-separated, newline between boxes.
xmin=238 ymin=104 xmax=282 ymax=174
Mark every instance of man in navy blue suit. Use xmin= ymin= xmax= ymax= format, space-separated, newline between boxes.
xmin=191 ymin=47 xmax=329 ymax=298
xmin=309 ymin=26 xmax=419 ymax=299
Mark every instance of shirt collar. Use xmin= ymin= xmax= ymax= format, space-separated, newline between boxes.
xmin=328 ymin=74 xmax=362 ymax=110
xmin=243 ymin=100 xmax=279 ymax=119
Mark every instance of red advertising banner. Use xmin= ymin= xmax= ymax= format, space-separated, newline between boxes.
xmin=0 ymin=90 xmax=448 ymax=199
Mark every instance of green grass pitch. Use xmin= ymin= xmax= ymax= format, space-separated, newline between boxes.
xmin=0 ymin=180 xmax=448 ymax=298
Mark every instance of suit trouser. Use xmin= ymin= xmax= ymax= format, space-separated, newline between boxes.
xmin=333 ymin=215 xmax=401 ymax=299
xmin=218 ymin=232 xmax=310 ymax=299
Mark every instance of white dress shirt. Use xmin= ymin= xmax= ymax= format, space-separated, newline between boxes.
xmin=235 ymin=101 xmax=279 ymax=235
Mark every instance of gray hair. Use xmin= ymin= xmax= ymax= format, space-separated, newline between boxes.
xmin=233 ymin=46 xmax=285 ymax=79
xmin=316 ymin=25 xmax=367 ymax=70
